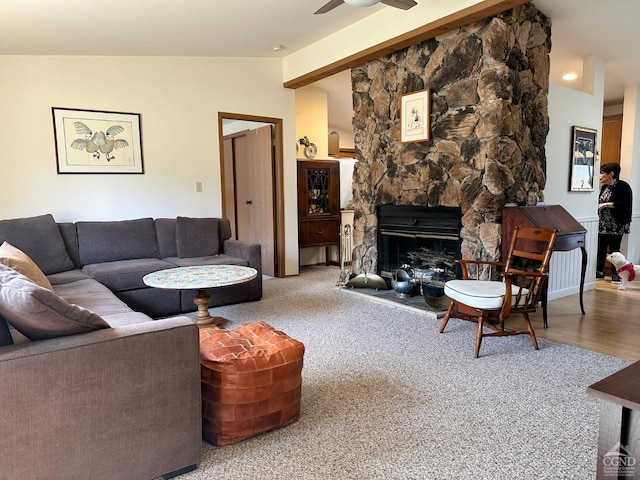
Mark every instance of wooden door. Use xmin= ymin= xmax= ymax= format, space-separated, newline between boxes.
xmin=223 ymin=125 xmax=276 ymax=277
xmin=222 ymin=137 xmax=237 ymax=237
xmin=601 ymin=114 xmax=623 ymax=165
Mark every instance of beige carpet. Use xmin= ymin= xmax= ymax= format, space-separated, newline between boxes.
xmin=172 ymin=266 xmax=629 ymax=480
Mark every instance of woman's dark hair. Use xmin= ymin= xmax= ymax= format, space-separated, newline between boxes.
xmin=600 ymin=162 xmax=621 ymax=180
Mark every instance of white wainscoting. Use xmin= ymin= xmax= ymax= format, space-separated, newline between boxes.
xmin=624 ymin=213 xmax=640 ymax=265
xmin=546 ymin=213 xmax=640 ymax=301
xmin=546 ymin=216 xmax=598 ymax=301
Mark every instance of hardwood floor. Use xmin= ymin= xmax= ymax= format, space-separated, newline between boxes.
xmin=509 ymin=279 xmax=640 ymax=361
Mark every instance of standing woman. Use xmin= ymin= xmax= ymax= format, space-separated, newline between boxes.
xmin=596 ymin=162 xmax=633 ymax=282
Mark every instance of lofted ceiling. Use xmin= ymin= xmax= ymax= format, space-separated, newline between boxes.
xmin=1 ymin=0 xmax=636 ymax=130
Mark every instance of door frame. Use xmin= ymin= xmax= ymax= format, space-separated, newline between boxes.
xmin=218 ymin=112 xmax=285 ymax=278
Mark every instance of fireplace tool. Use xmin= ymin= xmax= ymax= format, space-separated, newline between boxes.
xmin=344 ymin=253 xmax=389 ymax=290
xmin=416 ymin=260 xmax=456 ymax=310
xmin=336 ymin=224 xmax=352 ymax=286
xmin=392 ymin=264 xmax=419 ymax=297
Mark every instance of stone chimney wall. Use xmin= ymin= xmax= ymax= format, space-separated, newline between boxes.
xmin=349 ymin=4 xmax=551 ymax=274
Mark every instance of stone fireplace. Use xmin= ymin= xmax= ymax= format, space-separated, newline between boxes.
xmin=377 ymin=204 xmax=462 ymax=278
xmin=348 ymin=3 xmax=551 ymax=275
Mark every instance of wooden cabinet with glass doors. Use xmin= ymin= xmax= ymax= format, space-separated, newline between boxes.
xmin=297 ymin=160 xmax=340 ymax=252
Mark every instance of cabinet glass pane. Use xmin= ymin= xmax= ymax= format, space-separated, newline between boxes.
xmin=307 ymin=168 xmax=330 ymax=214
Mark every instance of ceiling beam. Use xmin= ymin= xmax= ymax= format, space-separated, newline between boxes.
xmin=283 ymin=0 xmax=530 ymax=89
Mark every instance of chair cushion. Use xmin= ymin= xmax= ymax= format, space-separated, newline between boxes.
xmin=0 ymin=242 xmax=53 ymax=291
xmin=176 ymin=217 xmax=219 ymax=258
xmin=444 ymin=280 xmax=527 ymax=310
xmin=0 ymin=214 xmax=74 ymax=274
xmin=0 ymin=264 xmax=110 ymax=341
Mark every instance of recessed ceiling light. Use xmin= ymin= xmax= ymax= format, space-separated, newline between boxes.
xmin=272 ymin=45 xmax=286 ymax=52
xmin=562 ymin=73 xmax=578 ymax=81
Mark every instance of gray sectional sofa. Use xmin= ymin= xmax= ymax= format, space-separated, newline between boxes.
xmin=0 ymin=213 xmax=263 ymax=480
xmin=60 ymin=215 xmax=262 ymax=317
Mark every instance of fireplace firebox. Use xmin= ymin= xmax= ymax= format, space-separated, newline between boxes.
xmin=376 ymin=205 xmax=462 ymax=278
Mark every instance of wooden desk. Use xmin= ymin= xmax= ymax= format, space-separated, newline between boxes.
xmin=587 ymin=360 xmax=640 ymax=479
xmin=502 ymin=205 xmax=587 ymax=327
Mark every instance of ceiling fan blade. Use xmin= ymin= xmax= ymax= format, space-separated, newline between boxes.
xmin=380 ymin=0 xmax=417 ymax=10
xmin=315 ymin=0 xmax=345 ymax=14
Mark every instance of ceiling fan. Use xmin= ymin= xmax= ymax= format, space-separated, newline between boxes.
xmin=315 ymin=0 xmax=417 ymax=15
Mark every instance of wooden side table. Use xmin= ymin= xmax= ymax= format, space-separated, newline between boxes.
xmin=587 ymin=360 xmax=640 ymax=479
xmin=144 ymin=265 xmax=257 ymax=326
xmin=502 ymin=205 xmax=587 ymax=327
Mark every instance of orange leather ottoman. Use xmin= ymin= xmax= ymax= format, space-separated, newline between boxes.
xmin=199 ymin=321 xmax=304 ymax=446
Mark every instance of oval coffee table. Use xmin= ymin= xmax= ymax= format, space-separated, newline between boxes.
xmin=143 ymin=265 xmax=258 ymax=326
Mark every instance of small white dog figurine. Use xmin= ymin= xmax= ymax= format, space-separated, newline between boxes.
xmin=606 ymin=252 xmax=640 ymax=290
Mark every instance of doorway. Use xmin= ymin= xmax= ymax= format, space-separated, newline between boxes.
xmin=218 ymin=112 xmax=285 ymax=277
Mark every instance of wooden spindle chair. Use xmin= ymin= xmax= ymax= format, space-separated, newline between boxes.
xmin=440 ymin=226 xmax=558 ymax=358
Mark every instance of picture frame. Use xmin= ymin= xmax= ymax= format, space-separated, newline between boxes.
xmin=400 ymin=89 xmax=431 ymax=143
xmin=569 ymin=125 xmax=597 ymax=191
xmin=52 ymin=107 xmax=144 ymax=174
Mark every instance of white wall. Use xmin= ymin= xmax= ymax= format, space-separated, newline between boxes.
xmin=543 ymin=56 xmax=604 ymax=298
xmin=295 ymin=86 xmax=329 ymax=159
xmin=620 ymin=85 xmax=640 ymax=264
xmin=0 ymin=55 xmax=300 ymax=276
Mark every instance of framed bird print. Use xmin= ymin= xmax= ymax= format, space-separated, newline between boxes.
xmin=52 ymin=107 xmax=144 ymax=174
xmin=400 ymin=89 xmax=431 ymax=143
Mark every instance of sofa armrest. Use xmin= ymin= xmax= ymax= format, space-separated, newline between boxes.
xmin=0 ymin=317 xmax=201 ymax=480
xmin=222 ymin=239 xmax=263 ymax=300
xmin=223 ymin=239 xmax=262 ymax=274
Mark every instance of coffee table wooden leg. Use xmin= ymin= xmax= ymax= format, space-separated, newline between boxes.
xmin=193 ymin=289 xmax=215 ymax=326
xmin=192 ymin=289 xmax=228 ymax=327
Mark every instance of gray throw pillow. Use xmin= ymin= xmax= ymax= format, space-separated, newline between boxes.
xmin=176 ymin=217 xmax=219 ymax=258
xmin=0 ymin=214 xmax=74 ymax=274
xmin=0 ymin=264 xmax=110 ymax=341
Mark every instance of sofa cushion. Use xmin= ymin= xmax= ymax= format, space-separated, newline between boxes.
xmin=76 ymin=218 xmax=161 ymax=266
xmin=0 ymin=315 xmax=13 ymax=346
xmin=82 ymin=258 xmax=176 ymax=292
xmin=176 ymin=217 xmax=219 ymax=258
xmin=53 ymin=278 xmax=134 ymax=316
xmin=47 ymin=269 xmax=91 ymax=286
xmin=164 ymin=254 xmax=249 ymax=268
xmin=57 ymin=222 xmax=81 ymax=268
xmin=155 ymin=218 xmax=178 ymax=258
xmin=0 ymin=264 xmax=110 ymax=341
xmin=0 ymin=214 xmax=74 ymax=274
xmin=0 ymin=242 xmax=53 ymax=291
xmin=101 ymin=311 xmax=155 ymax=327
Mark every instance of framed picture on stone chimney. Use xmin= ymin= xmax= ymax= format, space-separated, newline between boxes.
xmin=400 ymin=89 xmax=431 ymax=143
xmin=569 ymin=125 xmax=597 ymax=192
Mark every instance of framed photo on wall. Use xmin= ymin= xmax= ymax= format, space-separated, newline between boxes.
xmin=569 ymin=126 xmax=597 ymax=191
xmin=400 ymin=89 xmax=431 ymax=143
xmin=52 ymin=107 xmax=144 ymax=174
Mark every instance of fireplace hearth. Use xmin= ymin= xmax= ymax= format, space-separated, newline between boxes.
xmin=377 ymin=205 xmax=462 ymax=278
